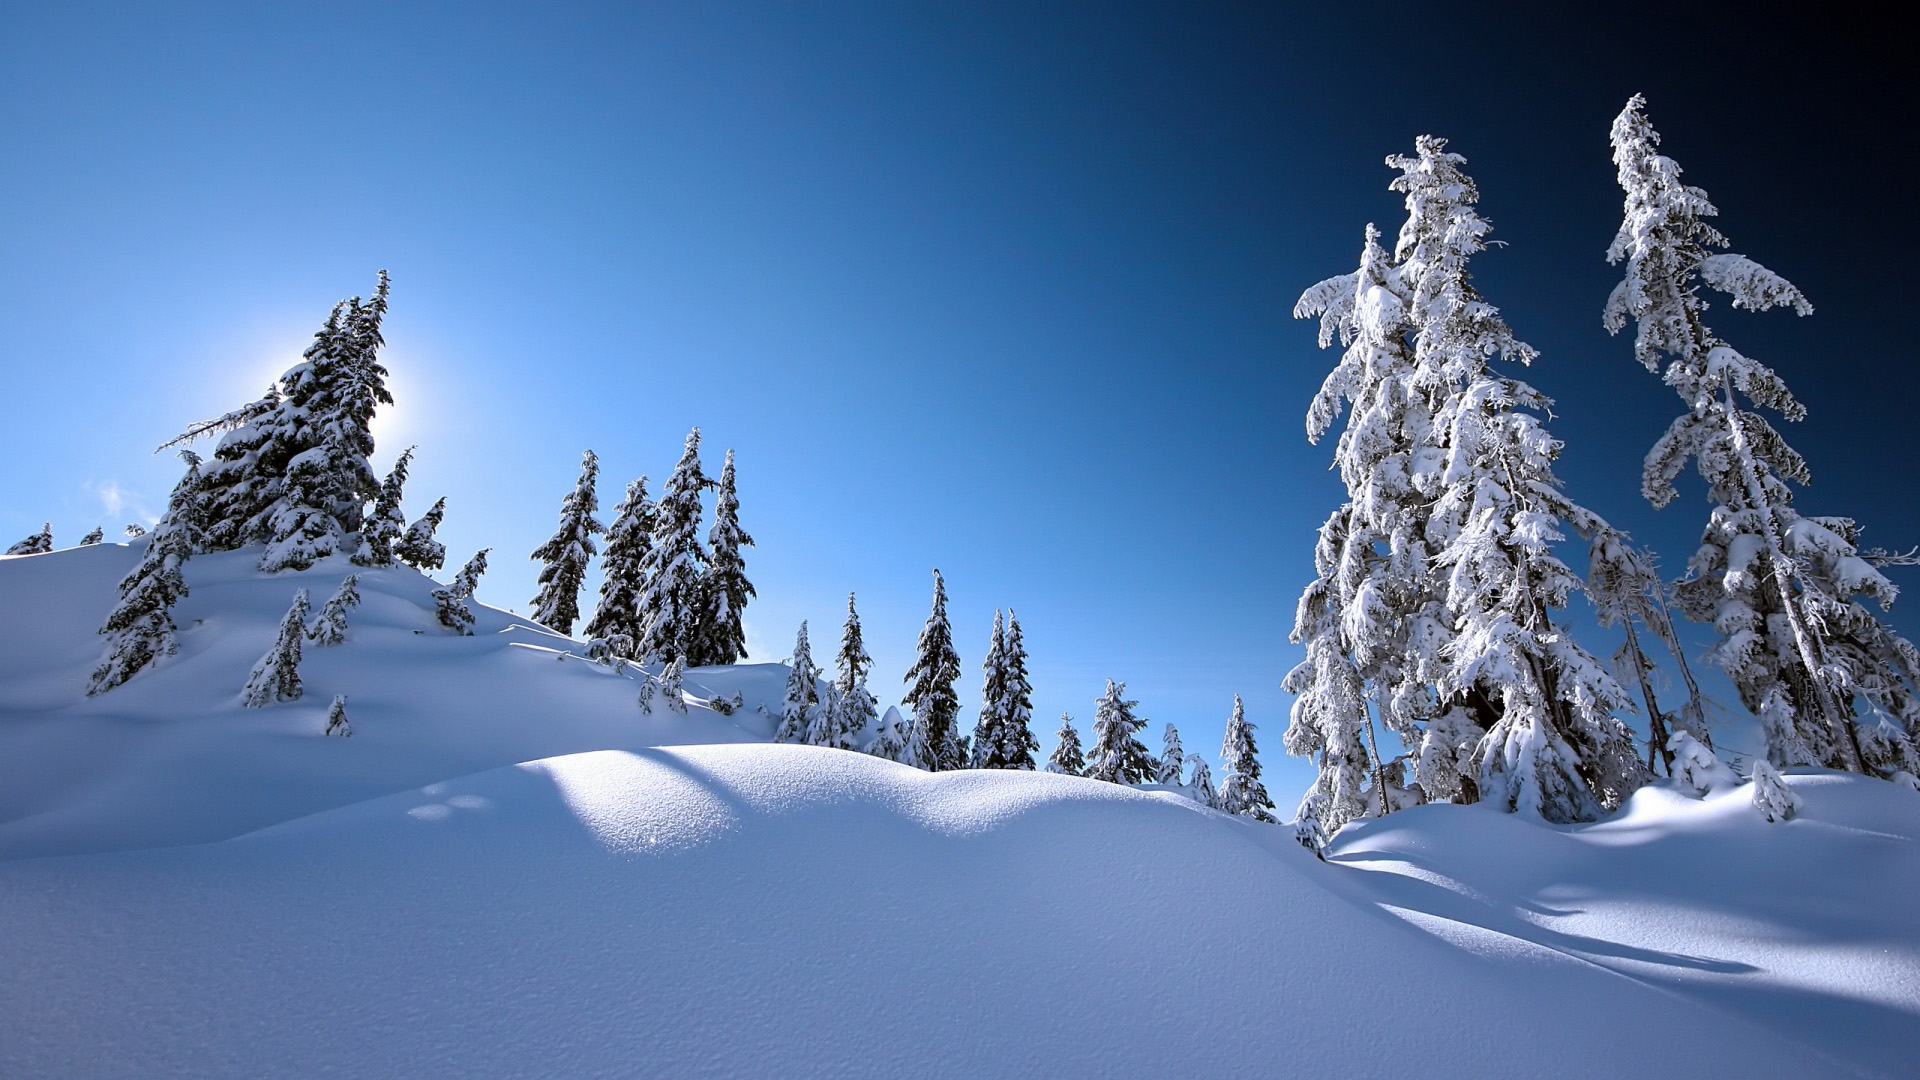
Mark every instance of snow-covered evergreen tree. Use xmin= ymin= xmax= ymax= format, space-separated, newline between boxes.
xmin=351 ymin=446 xmax=414 ymax=567
xmin=529 ymin=449 xmax=604 ymax=637
xmin=242 ymin=590 xmax=310 ymax=706
xmin=394 ymin=496 xmax=447 ymax=572
xmin=6 ymin=523 xmax=51 ymax=555
xmin=191 ymin=384 xmax=283 ymax=550
xmin=659 ymin=656 xmax=686 ymax=714
xmin=1607 ymin=95 xmax=1920 ymax=778
xmin=1157 ymin=723 xmax=1186 ymax=786
xmin=1186 ymin=751 xmax=1219 ymax=809
xmin=830 ymin=593 xmax=877 ymax=751
xmin=585 ymin=476 xmax=653 ymax=649
xmin=1587 ymin=525 xmax=1709 ymax=773
xmin=86 ymin=453 xmax=205 ymax=695
xmin=124 ymin=524 xmax=147 ymax=538
xmin=970 ymin=610 xmax=1010 ymax=768
xmin=984 ymin=611 xmax=1038 ymax=769
xmin=1669 ymin=730 xmax=1735 ymax=796
xmin=1748 ymin=757 xmax=1802 ymax=822
xmin=434 ymin=548 xmax=490 ymax=635
xmin=80 ymin=527 xmax=103 ymax=546
xmin=776 ymin=620 xmax=820 ymax=743
xmin=1085 ymin=680 xmax=1154 ymax=785
xmin=1046 ymin=713 xmax=1085 ymax=776
xmin=325 ymin=694 xmax=351 ymax=737
xmin=692 ymin=448 xmax=754 ymax=666
xmin=868 ymin=704 xmax=910 ymax=762
xmin=902 ymin=569 xmax=962 ymax=771
xmin=635 ymin=429 xmax=709 ymax=665
xmin=1219 ymin=695 xmax=1277 ymax=822
xmin=305 ymin=574 xmax=360 ymax=646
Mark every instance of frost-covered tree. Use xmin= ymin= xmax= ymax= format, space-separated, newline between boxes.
xmin=1085 ymin=680 xmax=1155 ymax=785
xmin=830 ymin=593 xmax=877 ymax=751
xmin=124 ymin=524 xmax=147 ymax=538
xmin=352 ymin=446 xmax=414 ymax=567
xmin=692 ymin=449 xmax=754 ymax=666
xmin=902 ymin=570 xmax=962 ymax=771
xmin=635 ymin=429 xmax=709 ymax=664
xmin=869 ymin=704 xmax=911 ymax=762
xmin=970 ymin=611 xmax=1010 ymax=768
xmin=1587 ymin=526 xmax=1709 ymax=773
xmin=1669 ymin=730 xmax=1735 ymax=796
xmin=1186 ymin=752 xmax=1219 ymax=809
xmin=1157 ymin=723 xmax=1186 ymax=786
xmin=659 ymin=656 xmax=686 ymax=714
xmin=1748 ymin=757 xmax=1802 ymax=822
xmin=975 ymin=610 xmax=1038 ymax=770
xmin=394 ymin=496 xmax=447 ymax=572
xmin=585 ymin=476 xmax=654 ymax=649
xmin=80 ymin=527 xmax=103 ymax=546
xmin=1607 ymin=95 xmax=1920 ymax=778
xmin=242 ymin=590 xmax=310 ymax=706
xmin=86 ymin=453 xmax=205 ymax=695
xmin=776 ymin=620 xmax=820 ymax=743
xmin=189 ymin=384 xmax=282 ymax=550
xmin=1219 ymin=695 xmax=1276 ymax=822
xmin=529 ymin=449 xmax=604 ymax=637
xmin=6 ymin=523 xmax=51 ymax=555
xmin=305 ymin=574 xmax=361 ymax=646
xmin=434 ymin=548 xmax=490 ymax=635
xmin=325 ymin=694 xmax=351 ymax=737
xmin=1046 ymin=713 xmax=1085 ymax=776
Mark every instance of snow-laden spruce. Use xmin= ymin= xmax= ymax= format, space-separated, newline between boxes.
xmin=434 ymin=549 xmax=491 ymax=635
xmin=826 ymin=593 xmax=875 ymax=751
xmin=868 ymin=704 xmax=911 ymax=763
xmin=351 ymin=446 xmax=414 ymax=567
xmin=79 ymin=527 xmax=103 ymax=546
xmin=305 ymin=574 xmax=361 ymax=646
xmin=1219 ymin=695 xmax=1276 ymax=822
xmin=902 ymin=570 xmax=963 ymax=771
xmin=7 ymin=523 xmax=52 ymax=555
xmin=584 ymin=476 xmax=653 ymax=651
xmin=775 ymin=621 xmax=819 ymax=744
xmin=1085 ymin=680 xmax=1154 ymax=785
xmin=635 ymin=428 xmax=708 ymax=665
xmin=1157 ymin=723 xmax=1186 ymax=786
xmin=692 ymin=448 xmax=753 ymax=666
xmin=86 ymin=452 xmax=206 ymax=694
xmin=1186 ymin=751 xmax=1219 ymax=809
xmin=1607 ymin=95 xmax=1920 ymax=778
xmin=972 ymin=610 xmax=1038 ymax=770
xmin=242 ymin=590 xmax=309 ymax=706
xmin=1046 ymin=713 xmax=1085 ymax=776
xmin=529 ymin=449 xmax=604 ymax=637
xmin=325 ymin=694 xmax=351 ymax=737
xmin=394 ymin=496 xmax=447 ymax=572
xmin=1289 ymin=136 xmax=1649 ymax=826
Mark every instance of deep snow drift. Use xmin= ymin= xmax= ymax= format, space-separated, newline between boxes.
xmin=3 ymin=544 xmax=1918 ymax=1079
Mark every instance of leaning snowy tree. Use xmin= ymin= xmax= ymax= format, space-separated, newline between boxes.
xmin=305 ymin=574 xmax=361 ymax=646
xmin=634 ymin=428 xmax=709 ymax=665
xmin=1607 ymin=95 xmax=1920 ymax=777
xmin=80 ymin=527 xmax=103 ymax=546
xmin=352 ymin=446 xmax=415 ymax=567
xmin=394 ymin=496 xmax=447 ymax=572
xmin=86 ymin=452 xmax=206 ymax=695
xmin=1219 ymin=695 xmax=1277 ymax=822
xmin=1085 ymin=680 xmax=1155 ymax=785
xmin=691 ymin=448 xmax=754 ymax=666
xmin=7 ymin=523 xmax=52 ymax=555
xmin=776 ymin=620 xmax=820 ymax=744
xmin=584 ymin=476 xmax=654 ymax=650
xmin=902 ymin=570 xmax=963 ymax=770
xmin=242 ymin=590 xmax=310 ymax=706
xmin=1046 ymin=713 xmax=1085 ymax=776
xmin=434 ymin=548 xmax=491 ymax=635
xmin=529 ymin=449 xmax=604 ymax=637
xmin=827 ymin=593 xmax=877 ymax=751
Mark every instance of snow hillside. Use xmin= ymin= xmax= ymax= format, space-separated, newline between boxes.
xmin=0 ymin=542 xmax=780 ymax=859
xmin=4 ymin=542 xmax=1919 ymax=1079
xmin=0 ymin=743 xmax=1894 ymax=1080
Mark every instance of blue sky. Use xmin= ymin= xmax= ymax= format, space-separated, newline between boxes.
xmin=3 ymin=2 xmax=1913 ymax=802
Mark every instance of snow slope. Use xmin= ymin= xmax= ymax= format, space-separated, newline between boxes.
xmin=0 ymin=543 xmax=781 ymax=858
xmin=3 ymin=544 xmax=1918 ymax=1079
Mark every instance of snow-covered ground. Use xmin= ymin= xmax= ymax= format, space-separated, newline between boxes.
xmin=3 ymin=543 xmax=1917 ymax=1078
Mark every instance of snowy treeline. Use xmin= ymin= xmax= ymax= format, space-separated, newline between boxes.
xmin=1285 ymin=97 xmax=1920 ymax=835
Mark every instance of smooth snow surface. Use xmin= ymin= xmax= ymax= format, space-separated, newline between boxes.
xmin=3 ymin=545 xmax=1918 ymax=1079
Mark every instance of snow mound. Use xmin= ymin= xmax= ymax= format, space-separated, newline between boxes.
xmin=0 ymin=543 xmax=783 ymax=858
xmin=0 ymin=743 xmax=1866 ymax=1079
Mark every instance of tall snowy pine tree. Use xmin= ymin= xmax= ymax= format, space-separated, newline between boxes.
xmin=1607 ymin=95 xmax=1920 ymax=777
xmin=86 ymin=452 xmax=205 ymax=694
xmin=1219 ymin=695 xmax=1277 ymax=822
xmin=585 ymin=476 xmax=654 ymax=651
xmin=776 ymin=621 xmax=820 ymax=744
xmin=529 ymin=449 xmax=604 ymax=637
xmin=902 ymin=570 xmax=963 ymax=771
xmin=1085 ymin=680 xmax=1155 ymax=785
xmin=970 ymin=610 xmax=1011 ymax=768
xmin=634 ymin=429 xmax=709 ymax=665
xmin=352 ymin=446 xmax=414 ymax=567
xmin=1046 ymin=713 xmax=1085 ymax=776
xmin=828 ymin=593 xmax=877 ymax=751
xmin=692 ymin=449 xmax=754 ymax=666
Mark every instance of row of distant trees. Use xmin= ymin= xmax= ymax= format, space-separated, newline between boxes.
xmin=1283 ymin=96 xmax=1920 ymax=834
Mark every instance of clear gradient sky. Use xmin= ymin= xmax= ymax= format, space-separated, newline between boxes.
xmin=3 ymin=2 xmax=1913 ymax=802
